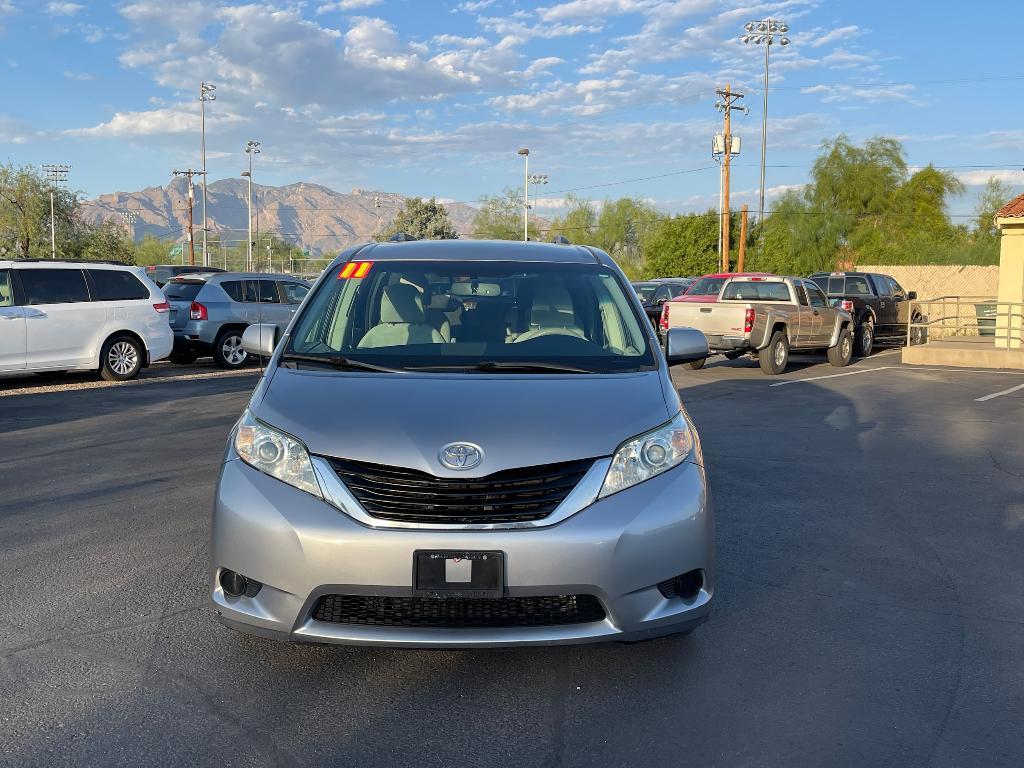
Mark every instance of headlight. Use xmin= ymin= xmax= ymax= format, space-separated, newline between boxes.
xmin=599 ymin=411 xmax=696 ymax=498
xmin=233 ymin=409 xmax=322 ymax=498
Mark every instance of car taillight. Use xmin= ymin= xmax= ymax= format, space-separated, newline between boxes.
xmin=660 ymin=303 xmax=670 ymax=331
xmin=152 ymin=301 xmax=170 ymax=314
xmin=841 ymin=300 xmax=854 ymax=313
xmin=744 ymin=308 xmax=755 ymax=333
xmin=190 ymin=301 xmax=208 ymax=321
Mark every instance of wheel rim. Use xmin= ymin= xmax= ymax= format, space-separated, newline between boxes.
xmin=861 ymin=325 xmax=872 ymax=354
xmin=841 ymin=335 xmax=852 ymax=359
xmin=222 ymin=335 xmax=247 ymax=365
xmin=108 ymin=341 xmax=138 ymax=376
xmin=774 ymin=341 xmax=786 ymax=367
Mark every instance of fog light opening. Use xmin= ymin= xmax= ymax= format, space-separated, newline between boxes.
xmin=674 ymin=569 xmax=703 ymax=600
xmin=220 ymin=569 xmax=262 ymax=598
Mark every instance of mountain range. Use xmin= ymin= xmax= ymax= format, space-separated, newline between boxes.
xmin=80 ymin=178 xmax=482 ymax=256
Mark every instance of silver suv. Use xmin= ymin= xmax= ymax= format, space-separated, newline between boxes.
xmin=211 ymin=239 xmax=713 ymax=648
xmin=164 ymin=273 xmax=310 ymax=368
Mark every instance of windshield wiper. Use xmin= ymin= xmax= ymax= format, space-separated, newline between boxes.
xmin=409 ymin=360 xmax=596 ymax=374
xmin=279 ymin=352 xmax=403 ymax=373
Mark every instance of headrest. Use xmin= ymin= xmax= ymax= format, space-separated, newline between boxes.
xmin=381 ymin=283 xmax=425 ymax=324
xmin=0 ymin=281 xmax=10 ymax=302
xmin=428 ymin=293 xmax=458 ymax=312
xmin=531 ymin=282 xmax=573 ymax=323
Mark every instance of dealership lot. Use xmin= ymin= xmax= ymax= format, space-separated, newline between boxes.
xmin=1 ymin=355 xmax=1022 ymax=767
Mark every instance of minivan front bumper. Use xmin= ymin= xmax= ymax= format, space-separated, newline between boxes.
xmin=211 ymin=457 xmax=713 ymax=647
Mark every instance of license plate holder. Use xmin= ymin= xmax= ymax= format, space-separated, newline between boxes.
xmin=413 ymin=550 xmax=504 ymax=599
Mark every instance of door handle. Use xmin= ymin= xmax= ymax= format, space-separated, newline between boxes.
xmin=813 ymin=310 xmax=820 ymax=316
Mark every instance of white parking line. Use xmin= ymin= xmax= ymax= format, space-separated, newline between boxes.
xmin=769 ymin=367 xmax=893 ymax=387
xmin=975 ymin=383 xmax=1024 ymax=402
xmin=771 ymin=364 xmax=1024 ymax=389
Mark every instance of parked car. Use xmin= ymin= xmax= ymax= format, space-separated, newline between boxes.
xmin=212 ymin=238 xmax=713 ymax=647
xmin=0 ymin=259 xmax=172 ymax=381
xmin=144 ymin=264 xmax=226 ymax=287
xmin=659 ymin=271 xmax=772 ymax=337
xmin=663 ymin=275 xmax=854 ymax=374
xmin=809 ymin=271 xmax=922 ymax=355
xmin=164 ymin=272 xmax=311 ymax=368
xmin=631 ymin=278 xmax=694 ymax=331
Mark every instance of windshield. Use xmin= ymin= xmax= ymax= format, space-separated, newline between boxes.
xmin=685 ymin=277 xmax=727 ymax=297
xmin=287 ymin=260 xmax=655 ymax=373
xmin=631 ymin=283 xmax=659 ymax=303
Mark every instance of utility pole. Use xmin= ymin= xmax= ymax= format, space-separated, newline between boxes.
xmin=517 ymin=147 xmax=530 ymax=241
xmin=738 ymin=205 xmax=749 ymax=272
xmin=42 ymin=164 xmax=70 ymax=259
xmin=715 ymin=85 xmax=746 ymax=272
xmin=199 ymin=81 xmax=216 ymax=267
xmin=172 ymin=168 xmax=205 ymax=266
xmin=243 ymin=140 xmax=260 ymax=271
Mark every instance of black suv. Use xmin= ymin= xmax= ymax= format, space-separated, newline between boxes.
xmin=632 ymin=278 xmax=694 ymax=333
xmin=809 ymin=272 xmax=920 ymax=356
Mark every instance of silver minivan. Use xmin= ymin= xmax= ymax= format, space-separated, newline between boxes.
xmin=212 ymin=239 xmax=713 ymax=647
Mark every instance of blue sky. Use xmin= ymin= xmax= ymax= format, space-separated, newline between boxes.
xmin=1 ymin=0 xmax=1021 ymax=220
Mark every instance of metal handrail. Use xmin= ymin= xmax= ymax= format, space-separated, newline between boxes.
xmin=906 ymin=296 xmax=1024 ymax=347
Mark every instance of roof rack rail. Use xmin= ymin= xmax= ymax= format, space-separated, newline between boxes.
xmin=4 ymin=258 xmax=130 ymax=266
xmin=550 ymin=235 xmax=571 ymax=245
xmin=388 ymin=232 xmax=419 ymax=242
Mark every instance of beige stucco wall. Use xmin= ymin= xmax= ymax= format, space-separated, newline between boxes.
xmin=994 ymin=218 xmax=1024 ymax=349
xmin=853 ymin=264 xmax=999 ymax=300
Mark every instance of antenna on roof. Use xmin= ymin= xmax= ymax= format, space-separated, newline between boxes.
xmin=388 ymin=232 xmax=419 ymax=242
xmin=550 ymin=235 xmax=571 ymax=245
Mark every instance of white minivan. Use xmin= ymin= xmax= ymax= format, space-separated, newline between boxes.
xmin=0 ymin=260 xmax=173 ymax=381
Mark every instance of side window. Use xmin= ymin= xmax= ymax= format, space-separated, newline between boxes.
xmin=0 ymin=270 xmax=13 ymax=307
xmin=873 ymin=275 xmax=893 ymax=297
xmin=88 ymin=269 xmax=149 ymax=301
xmin=793 ymin=284 xmax=809 ymax=306
xmin=19 ymin=269 xmax=90 ymax=305
xmin=669 ymin=283 xmax=689 ymax=298
xmin=806 ymin=283 xmax=828 ymax=309
xmin=256 ymin=280 xmax=280 ymax=303
xmin=221 ymin=281 xmax=244 ymax=302
xmin=283 ymin=282 xmax=310 ymax=304
xmin=654 ymin=285 xmax=672 ymax=303
xmin=889 ymin=278 xmax=907 ymax=300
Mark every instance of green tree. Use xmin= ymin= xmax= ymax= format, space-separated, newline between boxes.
xmin=73 ymin=220 xmax=136 ymax=265
xmin=471 ymin=188 xmax=537 ymax=240
xmin=548 ymin=194 xmax=597 ymax=244
xmin=0 ymin=162 xmax=78 ymax=257
xmin=593 ymin=198 xmax=658 ymax=278
xmin=376 ymin=196 xmax=458 ymax=241
xmin=641 ymin=211 xmax=726 ymax=279
xmin=974 ymin=176 xmax=1015 ymax=241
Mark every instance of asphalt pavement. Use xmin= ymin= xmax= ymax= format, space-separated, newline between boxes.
xmin=1 ymin=354 xmax=1022 ymax=767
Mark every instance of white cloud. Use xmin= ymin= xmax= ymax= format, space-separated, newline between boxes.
xmin=317 ymin=0 xmax=382 ymax=13
xmin=432 ymin=33 xmax=488 ymax=48
xmin=456 ymin=0 xmax=496 ymax=11
xmin=0 ymin=114 xmax=36 ymax=144
xmin=65 ymin=105 xmax=244 ymax=138
xmin=957 ymin=170 xmax=1024 ymax=187
xmin=821 ymin=49 xmax=874 ymax=69
xmin=537 ymin=0 xmax=653 ymax=23
xmin=804 ymin=25 xmax=861 ymax=48
xmin=46 ymin=1 xmax=83 ymax=15
xmin=800 ymin=82 xmax=916 ymax=104
xmin=523 ymin=56 xmax=564 ymax=78
xmin=980 ymin=130 xmax=1024 ymax=150
xmin=63 ymin=69 xmax=95 ymax=80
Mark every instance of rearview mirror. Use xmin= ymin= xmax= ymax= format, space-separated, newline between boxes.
xmin=907 ymin=291 xmax=917 ymax=300
xmin=242 ymin=324 xmax=278 ymax=358
xmin=664 ymin=327 xmax=709 ymax=366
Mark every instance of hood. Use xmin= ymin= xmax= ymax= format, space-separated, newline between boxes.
xmin=255 ymin=368 xmax=674 ymax=477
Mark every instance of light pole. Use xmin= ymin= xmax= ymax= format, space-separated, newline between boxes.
xmin=243 ymin=140 xmax=260 ymax=271
xmin=41 ymin=164 xmax=70 ymax=259
xmin=120 ymin=210 xmax=138 ymax=242
xmin=517 ymin=147 xmax=529 ymax=241
xmin=199 ymin=81 xmax=216 ymax=267
xmin=742 ymin=19 xmax=789 ymax=223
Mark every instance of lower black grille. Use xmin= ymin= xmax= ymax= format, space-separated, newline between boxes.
xmin=313 ymin=594 xmax=606 ymax=628
xmin=657 ymin=578 xmax=678 ymax=599
xmin=325 ymin=456 xmax=594 ymax=524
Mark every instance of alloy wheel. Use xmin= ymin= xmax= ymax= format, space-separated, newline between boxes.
xmin=108 ymin=341 xmax=138 ymax=376
xmin=222 ymin=335 xmax=247 ymax=365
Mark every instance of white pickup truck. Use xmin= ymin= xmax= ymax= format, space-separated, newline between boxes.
xmin=663 ymin=275 xmax=855 ymax=374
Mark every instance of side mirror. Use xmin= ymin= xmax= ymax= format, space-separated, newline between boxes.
xmin=664 ymin=327 xmax=709 ymax=366
xmin=242 ymin=324 xmax=278 ymax=358
xmin=655 ymin=297 xmax=667 ymax=306
xmin=907 ymin=291 xmax=917 ymax=301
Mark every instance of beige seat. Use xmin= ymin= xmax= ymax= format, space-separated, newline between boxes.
xmin=358 ymin=283 xmax=445 ymax=348
xmin=513 ymin=283 xmax=585 ymax=343
xmin=0 ymin=278 xmax=12 ymax=307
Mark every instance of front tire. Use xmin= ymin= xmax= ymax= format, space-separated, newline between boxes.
xmin=828 ymin=327 xmax=854 ymax=367
xmin=100 ymin=335 xmax=143 ymax=381
xmin=759 ymin=330 xmax=789 ymax=375
xmin=213 ymin=328 xmax=249 ymax=369
xmin=856 ymin=319 xmax=874 ymax=357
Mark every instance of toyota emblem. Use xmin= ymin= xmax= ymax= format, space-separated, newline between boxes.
xmin=439 ymin=442 xmax=483 ymax=471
